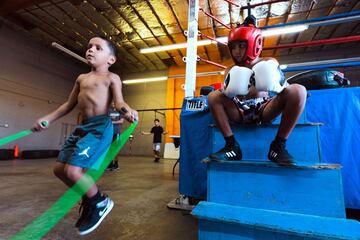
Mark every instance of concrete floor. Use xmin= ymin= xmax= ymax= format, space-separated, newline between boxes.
xmin=0 ymin=156 xmax=197 ymax=240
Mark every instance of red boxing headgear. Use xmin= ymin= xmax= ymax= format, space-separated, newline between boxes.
xmin=228 ymin=24 xmax=263 ymax=64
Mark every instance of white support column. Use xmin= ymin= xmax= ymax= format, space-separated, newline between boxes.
xmin=184 ymin=0 xmax=199 ymax=98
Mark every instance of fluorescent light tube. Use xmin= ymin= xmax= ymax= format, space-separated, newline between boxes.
xmin=140 ymin=24 xmax=308 ymax=54
xmin=262 ymin=24 xmax=308 ymax=37
xmin=140 ymin=39 xmax=212 ymax=53
xmin=123 ymin=76 xmax=168 ymax=84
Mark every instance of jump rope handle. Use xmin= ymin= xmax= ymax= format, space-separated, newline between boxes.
xmin=120 ymin=107 xmax=128 ymax=113
xmin=40 ymin=120 xmax=49 ymax=129
xmin=121 ymin=107 xmax=138 ymax=122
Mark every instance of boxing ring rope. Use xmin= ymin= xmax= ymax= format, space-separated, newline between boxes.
xmin=196 ymin=9 xmax=360 ymax=54
xmin=196 ymin=56 xmax=360 ymax=73
xmin=199 ymin=32 xmax=228 ymax=46
xmin=212 ymin=11 xmax=360 ymax=43
xmin=282 ymin=57 xmax=360 ymax=72
xmin=262 ymin=10 xmax=360 ymax=29
xmin=199 ymin=33 xmax=360 ymax=52
xmin=199 ymin=7 xmax=231 ymax=29
xmin=196 ymin=7 xmax=360 ymax=72
xmin=264 ymin=35 xmax=360 ymax=50
xmin=198 ymin=1 xmax=295 ymax=35
xmin=222 ymin=0 xmax=240 ymax=7
xmin=196 ymin=56 xmax=227 ymax=69
xmin=283 ymin=62 xmax=360 ymax=72
xmin=185 ymin=2 xmax=360 ymax=95
xmin=284 ymin=57 xmax=360 ymax=68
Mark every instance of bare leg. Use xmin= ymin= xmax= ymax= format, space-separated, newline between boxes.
xmin=207 ymin=90 xmax=242 ymax=137
xmin=277 ymin=84 xmax=307 ymax=138
xmin=65 ymin=165 xmax=98 ymax=198
xmin=262 ymin=84 xmax=307 ymax=138
xmin=207 ymin=91 xmax=243 ymax=160
xmin=53 ymin=162 xmax=73 ymax=187
xmin=69 ymin=161 xmax=113 ymax=234
xmin=54 ymin=162 xmax=97 ymax=199
xmin=262 ymin=84 xmax=307 ymax=164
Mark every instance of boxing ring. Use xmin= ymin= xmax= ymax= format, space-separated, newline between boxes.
xmin=179 ymin=87 xmax=360 ymax=209
xmin=176 ymin=0 xmax=360 ymax=213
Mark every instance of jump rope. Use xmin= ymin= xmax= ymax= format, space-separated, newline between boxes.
xmin=0 ymin=120 xmax=137 ymax=239
xmin=0 ymin=121 xmax=48 ymax=147
xmin=0 ymin=103 xmax=176 ymax=238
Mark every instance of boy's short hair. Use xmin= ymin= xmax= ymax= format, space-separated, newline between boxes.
xmin=97 ymin=36 xmax=118 ymax=58
xmin=154 ymin=119 xmax=160 ymax=122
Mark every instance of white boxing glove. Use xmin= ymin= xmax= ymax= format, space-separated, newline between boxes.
xmin=252 ymin=59 xmax=288 ymax=93
xmin=223 ymin=66 xmax=254 ymax=98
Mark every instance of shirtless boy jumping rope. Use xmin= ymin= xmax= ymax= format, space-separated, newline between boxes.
xmin=32 ymin=36 xmax=138 ymax=235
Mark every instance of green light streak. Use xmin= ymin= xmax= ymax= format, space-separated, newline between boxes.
xmin=0 ymin=130 xmax=33 ymax=147
xmin=10 ymin=122 xmax=137 ymax=240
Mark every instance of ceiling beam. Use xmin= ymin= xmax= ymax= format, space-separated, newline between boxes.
xmin=0 ymin=0 xmax=49 ymax=16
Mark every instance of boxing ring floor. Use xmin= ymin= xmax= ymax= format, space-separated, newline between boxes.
xmin=0 ymin=156 xmax=196 ymax=240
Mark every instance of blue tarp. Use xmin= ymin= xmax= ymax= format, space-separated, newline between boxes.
xmin=179 ymin=87 xmax=360 ymax=209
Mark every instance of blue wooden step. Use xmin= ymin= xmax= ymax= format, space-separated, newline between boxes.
xmin=212 ymin=123 xmax=322 ymax=164
xmin=192 ymin=201 xmax=360 ymax=240
xmin=206 ymin=161 xmax=345 ymax=218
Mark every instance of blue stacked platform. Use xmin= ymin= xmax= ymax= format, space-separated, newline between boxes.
xmin=192 ymin=119 xmax=360 ymax=239
xmin=212 ymin=123 xmax=321 ymax=164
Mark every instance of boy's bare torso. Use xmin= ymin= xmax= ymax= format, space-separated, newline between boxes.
xmin=77 ymin=72 xmax=114 ymax=118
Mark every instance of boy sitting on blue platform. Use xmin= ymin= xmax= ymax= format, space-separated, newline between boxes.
xmin=207 ymin=16 xmax=306 ymax=166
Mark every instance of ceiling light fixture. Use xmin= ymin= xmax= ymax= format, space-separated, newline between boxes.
xmin=122 ymin=76 xmax=168 ymax=84
xmin=140 ymin=25 xmax=308 ymax=54
xmin=140 ymin=39 xmax=213 ymax=54
xmin=123 ymin=70 xmax=225 ymax=85
xmin=262 ymin=24 xmax=308 ymax=37
xmin=51 ymin=42 xmax=88 ymax=64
